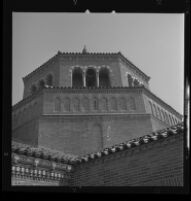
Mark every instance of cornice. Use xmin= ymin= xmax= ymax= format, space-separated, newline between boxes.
xmin=142 ymin=87 xmax=183 ymax=118
xmin=43 ymin=85 xmax=144 ymax=94
xmin=42 ymin=113 xmax=151 ymax=119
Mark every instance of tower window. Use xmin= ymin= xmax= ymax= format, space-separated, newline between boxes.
xmin=72 ymin=68 xmax=83 ymax=88
xmin=133 ymin=79 xmax=140 ymax=87
xmin=99 ymin=68 xmax=110 ymax=87
xmin=127 ymin=74 xmax=133 ymax=87
xmin=46 ymin=74 xmax=53 ymax=86
xmin=38 ymin=80 xmax=45 ymax=90
xmin=31 ymin=85 xmax=37 ymax=94
xmin=86 ymin=68 xmax=97 ymax=88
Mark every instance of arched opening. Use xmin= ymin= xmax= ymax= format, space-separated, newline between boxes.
xmin=129 ymin=97 xmax=136 ymax=110
xmin=157 ymin=107 xmax=162 ymax=120
xmin=110 ymin=97 xmax=117 ymax=110
xmin=161 ymin=109 xmax=164 ymax=121
xmin=73 ymin=97 xmax=80 ymax=111
xmin=55 ymin=97 xmax=61 ymax=112
xmin=38 ymin=80 xmax=45 ymax=90
xmin=63 ymin=97 xmax=71 ymax=112
xmin=153 ymin=104 xmax=157 ymax=117
xmin=72 ymin=68 xmax=83 ymax=88
xmin=119 ymin=97 xmax=127 ymax=110
xmin=31 ymin=85 xmax=37 ymax=94
xmin=172 ymin=116 xmax=175 ymax=125
xmin=93 ymin=97 xmax=99 ymax=110
xmin=127 ymin=74 xmax=133 ymax=87
xmin=133 ymin=79 xmax=140 ymax=87
xmin=46 ymin=74 xmax=53 ymax=86
xmin=100 ymin=97 xmax=108 ymax=111
xmin=86 ymin=68 xmax=97 ymax=88
xmin=99 ymin=68 xmax=110 ymax=87
xmin=149 ymin=101 xmax=154 ymax=115
xmin=82 ymin=97 xmax=90 ymax=111
xmin=169 ymin=114 xmax=173 ymax=125
xmin=165 ymin=112 xmax=169 ymax=124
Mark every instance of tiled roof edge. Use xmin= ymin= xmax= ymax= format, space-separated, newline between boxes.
xmin=75 ymin=123 xmax=184 ymax=164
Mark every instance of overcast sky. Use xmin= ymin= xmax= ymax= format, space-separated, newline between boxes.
xmin=12 ymin=13 xmax=184 ymax=114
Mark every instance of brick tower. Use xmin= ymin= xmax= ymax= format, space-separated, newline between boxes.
xmin=12 ymin=48 xmax=182 ymax=156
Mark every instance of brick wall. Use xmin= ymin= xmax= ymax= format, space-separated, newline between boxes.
xmin=71 ymin=134 xmax=183 ymax=186
xmin=38 ymin=114 xmax=153 ymax=156
xmin=12 ymin=119 xmax=39 ymax=146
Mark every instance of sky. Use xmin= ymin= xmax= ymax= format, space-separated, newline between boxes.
xmin=12 ymin=13 xmax=184 ymax=114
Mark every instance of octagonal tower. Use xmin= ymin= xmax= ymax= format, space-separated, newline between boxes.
xmin=12 ymin=48 xmax=182 ymax=156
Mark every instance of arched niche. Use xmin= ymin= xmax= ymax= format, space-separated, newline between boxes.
xmin=55 ymin=97 xmax=61 ymax=112
xmin=46 ymin=74 xmax=53 ymax=86
xmin=129 ymin=97 xmax=136 ymax=110
xmin=92 ymin=97 xmax=99 ymax=110
xmin=63 ymin=97 xmax=71 ymax=112
xmin=31 ymin=85 xmax=37 ymax=94
xmin=100 ymin=97 xmax=108 ymax=111
xmin=133 ymin=79 xmax=140 ymax=87
xmin=38 ymin=80 xmax=45 ymax=90
xmin=72 ymin=68 xmax=83 ymax=88
xmin=86 ymin=68 xmax=97 ymax=88
xmin=110 ymin=97 xmax=117 ymax=110
xmin=119 ymin=97 xmax=127 ymax=110
xmin=99 ymin=68 xmax=110 ymax=87
xmin=127 ymin=74 xmax=133 ymax=87
xmin=82 ymin=97 xmax=90 ymax=111
xmin=73 ymin=97 xmax=80 ymax=111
